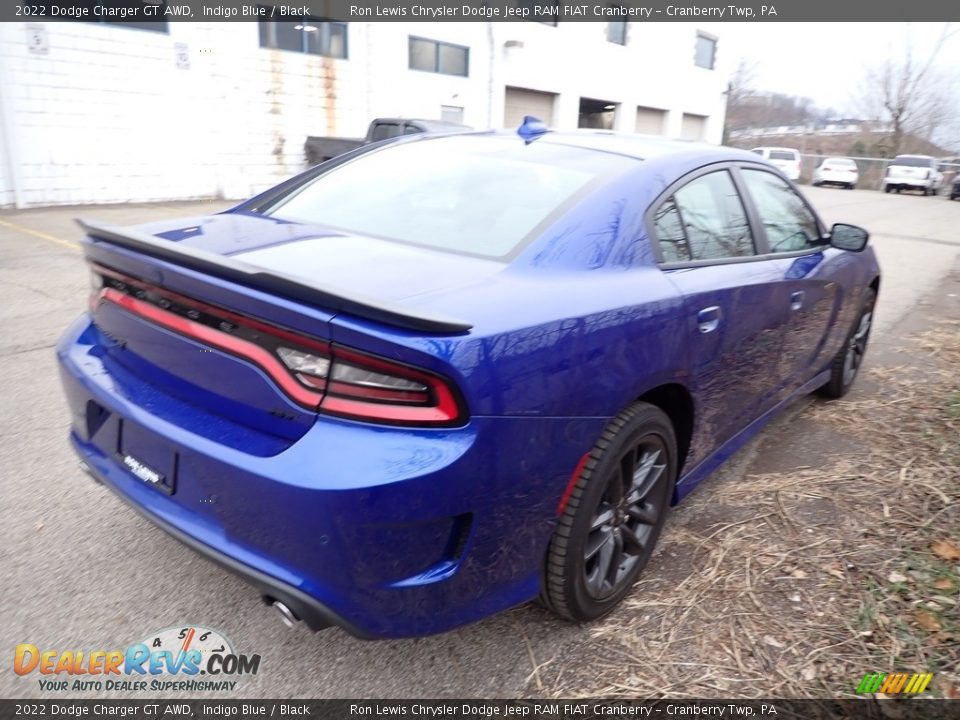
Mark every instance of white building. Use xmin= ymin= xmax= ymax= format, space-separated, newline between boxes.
xmin=0 ymin=20 xmax=729 ymax=208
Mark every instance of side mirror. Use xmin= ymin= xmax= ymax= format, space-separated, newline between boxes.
xmin=830 ymin=223 xmax=869 ymax=252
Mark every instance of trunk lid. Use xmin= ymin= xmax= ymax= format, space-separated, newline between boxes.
xmin=82 ymin=212 xmax=485 ymax=440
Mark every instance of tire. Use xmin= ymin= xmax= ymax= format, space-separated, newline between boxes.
xmin=542 ymin=403 xmax=677 ymax=622
xmin=816 ymin=288 xmax=876 ymax=399
xmin=884 ymin=186 xmax=892 ymax=194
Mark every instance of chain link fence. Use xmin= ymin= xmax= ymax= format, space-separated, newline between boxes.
xmin=798 ymin=155 xmax=960 ymax=192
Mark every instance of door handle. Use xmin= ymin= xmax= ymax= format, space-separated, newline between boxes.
xmin=790 ymin=291 xmax=805 ymax=311
xmin=697 ymin=306 xmax=721 ymax=334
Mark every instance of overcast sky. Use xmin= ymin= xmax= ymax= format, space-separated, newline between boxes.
xmin=721 ymin=22 xmax=960 ymax=115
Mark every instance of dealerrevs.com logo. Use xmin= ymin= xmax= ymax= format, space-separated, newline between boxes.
xmin=14 ymin=626 xmax=261 ymax=693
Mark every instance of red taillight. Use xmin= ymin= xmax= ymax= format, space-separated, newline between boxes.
xmin=91 ymin=265 xmax=466 ymax=427
xmin=319 ymin=346 xmax=462 ymax=425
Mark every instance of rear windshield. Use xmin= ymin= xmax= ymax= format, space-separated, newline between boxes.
xmin=263 ymin=136 xmax=634 ymax=259
xmin=891 ymin=156 xmax=934 ymax=168
xmin=769 ymin=151 xmax=797 ymax=161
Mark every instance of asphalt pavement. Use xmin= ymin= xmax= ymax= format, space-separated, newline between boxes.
xmin=1 ymin=188 xmax=958 ymax=699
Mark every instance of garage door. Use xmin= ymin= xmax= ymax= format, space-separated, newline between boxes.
xmin=681 ymin=113 xmax=707 ymax=141
xmin=504 ymin=87 xmax=556 ymax=128
xmin=635 ymin=106 xmax=666 ymax=135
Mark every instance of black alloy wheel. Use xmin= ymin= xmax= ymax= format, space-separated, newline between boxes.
xmin=542 ymin=403 xmax=677 ymax=622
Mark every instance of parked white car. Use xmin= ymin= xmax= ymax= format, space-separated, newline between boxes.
xmin=812 ymin=157 xmax=859 ymax=189
xmin=882 ymin=155 xmax=943 ymax=195
xmin=751 ymin=147 xmax=802 ymax=181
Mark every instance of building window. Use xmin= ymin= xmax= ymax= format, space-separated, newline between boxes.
xmin=694 ymin=32 xmax=716 ymax=69
xmin=258 ymin=14 xmax=348 ymax=59
xmin=607 ymin=19 xmax=627 ymax=44
xmin=86 ymin=1 xmax=169 ymax=33
xmin=409 ymin=37 xmax=469 ymax=77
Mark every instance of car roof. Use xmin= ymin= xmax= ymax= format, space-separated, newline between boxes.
xmin=893 ymin=154 xmax=935 ymax=159
xmin=438 ymin=129 xmax=760 ymax=163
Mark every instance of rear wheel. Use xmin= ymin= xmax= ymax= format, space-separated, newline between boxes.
xmin=542 ymin=403 xmax=677 ymax=622
xmin=817 ymin=288 xmax=876 ymax=399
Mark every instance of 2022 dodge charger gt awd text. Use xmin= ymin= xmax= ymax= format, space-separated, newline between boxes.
xmin=58 ymin=124 xmax=880 ymax=638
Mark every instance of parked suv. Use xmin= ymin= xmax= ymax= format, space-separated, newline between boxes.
xmin=882 ymin=155 xmax=943 ymax=195
xmin=751 ymin=147 xmax=802 ymax=181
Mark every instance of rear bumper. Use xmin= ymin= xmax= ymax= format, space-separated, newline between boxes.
xmin=883 ymin=177 xmax=934 ymax=190
xmin=75 ymin=442 xmax=367 ymax=636
xmin=57 ymin=315 xmax=604 ymax=638
xmin=815 ymin=172 xmax=858 ymax=185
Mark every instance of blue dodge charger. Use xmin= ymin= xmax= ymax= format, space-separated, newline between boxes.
xmin=57 ymin=124 xmax=880 ymax=638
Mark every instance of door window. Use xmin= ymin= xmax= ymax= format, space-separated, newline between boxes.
xmin=653 ymin=170 xmax=755 ymax=262
xmin=741 ymin=169 xmax=821 ymax=253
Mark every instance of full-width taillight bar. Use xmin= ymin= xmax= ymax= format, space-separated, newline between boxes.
xmin=90 ymin=264 xmax=467 ymax=427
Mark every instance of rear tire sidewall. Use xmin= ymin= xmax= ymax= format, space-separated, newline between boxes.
xmin=545 ymin=404 xmax=677 ymax=622
xmin=817 ymin=288 xmax=876 ymax=399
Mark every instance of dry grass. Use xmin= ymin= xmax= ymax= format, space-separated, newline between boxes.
xmin=544 ymin=322 xmax=960 ymax=699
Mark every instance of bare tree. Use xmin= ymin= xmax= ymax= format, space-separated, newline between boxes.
xmin=857 ymin=24 xmax=959 ymax=155
xmin=722 ymin=59 xmax=757 ymax=143
xmin=723 ymin=59 xmax=820 ymax=143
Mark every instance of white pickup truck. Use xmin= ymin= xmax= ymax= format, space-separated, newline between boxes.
xmin=882 ymin=154 xmax=944 ymax=196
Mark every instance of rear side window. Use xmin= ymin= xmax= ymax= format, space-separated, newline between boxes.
xmin=892 ymin=156 xmax=934 ymax=168
xmin=741 ymin=169 xmax=820 ymax=253
xmin=769 ymin=150 xmax=797 ymax=161
xmin=370 ymin=123 xmax=401 ymax=141
xmin=654 ymin=170 xmax=754 ymax=262
xmin=264 ymin=136 xmax=634 ymax=259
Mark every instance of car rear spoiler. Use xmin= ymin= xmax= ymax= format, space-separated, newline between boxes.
xmin=76 ymin=219 xmax=473 ymax=335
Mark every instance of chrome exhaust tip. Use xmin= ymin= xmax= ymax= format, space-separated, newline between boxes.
xmin=271 ymin=600 xmax=299 ymax=629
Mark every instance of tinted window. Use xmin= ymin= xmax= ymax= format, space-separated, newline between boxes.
xmin=607 ymin=20 xmax=627 ymax=45
xmin=264 ymin=137 xmax=634 ymax=259
xmin=653 ymin=199 xmax=688 ymax=263
xmin=741 ymin=169 xmax=820 ymax=253
xmin=694 ymin=33 xmax=716 ymax=69
xmin=655 ymin=171 xmax=754 ymax=262
xmin=891 ymin=155 xmax=934 ymax=168
xmin=258 ymin=16 xmax=348 ymax=58
xmin=369 ymin=123 xmax=400 ymax=141
xmin=409 ymin=37 xmax=468 ymax=77
xmin=769 ymin=150 xmax=796 ymax=161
